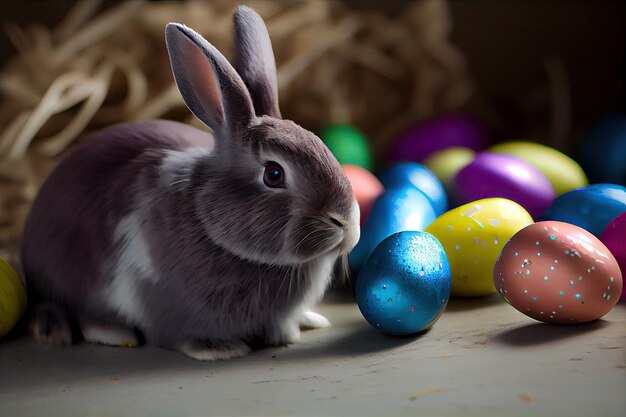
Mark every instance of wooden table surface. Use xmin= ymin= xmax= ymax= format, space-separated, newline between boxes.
xmin=1 ymin=291 xmax=624 ymax=417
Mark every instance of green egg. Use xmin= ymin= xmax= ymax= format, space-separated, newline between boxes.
xmin=320 ymin=124 xmax=373 ymax=171
xmin=423 ymin=147 xmax=475 ymax=191
xmin=489 ymin=141 xmax=589 ymax=195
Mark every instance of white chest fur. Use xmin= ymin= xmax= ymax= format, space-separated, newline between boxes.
xmin=103 ymin=212 xmax=156 ymax=327
xmin=102 ymin=147 xmax=210 ymax=327
xmin=301 ymin=250 xmax=339 ymax=308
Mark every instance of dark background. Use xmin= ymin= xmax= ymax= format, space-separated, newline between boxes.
xmin=1 ymin=0 xmax=624 ymax=150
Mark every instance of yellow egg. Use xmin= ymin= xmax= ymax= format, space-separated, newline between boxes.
xmin=422 ymin=147 xmax=475 ymax=192
xmin=426 ymin=198 xmax=533 ymax=297
xmin=0 ymin=258 xmax=26 ymax=337
xmin=489 ymin=141 xmax=588 ymax=196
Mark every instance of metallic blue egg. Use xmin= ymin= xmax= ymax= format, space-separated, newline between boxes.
xmin=349 ymin=186 xmax=437 ymax=273
xmin=541 ymin=184 xmax=626 ymax=237
xmin=378 ymin=162 xmax=448 ymax=215
xmin=356 ymin=231 xmax=451 ymax=336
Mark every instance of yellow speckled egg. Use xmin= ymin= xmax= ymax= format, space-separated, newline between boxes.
xmin=426 ymin=198 xmax=534 ymax=297
xmin=0 ymin=258 xmax=26 ymax=337
xmin=489 ymin=141 xmax=588 ymax=196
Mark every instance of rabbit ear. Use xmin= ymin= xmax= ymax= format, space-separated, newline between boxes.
xmin=165 ymin=23 xmax=255 ymax=135
xmin=233 ymin=6 xmax=281 ymax=119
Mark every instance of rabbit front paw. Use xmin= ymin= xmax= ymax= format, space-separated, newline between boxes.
xmin=263 ymin=320 xmax=301 ymax=346
xmin=178 ymin=339 xmax=251 ymax=361
xmin=79 ymin=319 xmax=143 ymax=347
xmin=262 ymin=312 xmax=329 ymax=346
xmin=298 ymin=310 xmax=331 ymax=329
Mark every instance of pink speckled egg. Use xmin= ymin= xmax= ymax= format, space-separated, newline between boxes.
xmin=342 ymin=164 xmax=384 ymax=227
xmin=494 ymin=221 xmax=623 ymax=324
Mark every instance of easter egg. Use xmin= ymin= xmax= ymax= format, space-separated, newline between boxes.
xmin=489 ymin=141 xmax=588 ymax=195
xmin=600 ymin=213 xmax=626 ymax=300
xmin=356 ymin=231 xmax=451 ymax=336
xmin=425 ymin=198 xmax=534 ymax=297
xmin=321 ymin=124 xmax=373 ymax=171
xmin=0 ymin=258 xmax=26 ymax=337
xmin=454 ymin=152 xmax=556 ymax=219
xmin=423 ymin=146 xmax=475 ymax=194
xmin=541 ymin=184 xmax=626 ymax=237
xmin=377 ymin=162 xmax=448 ymax=215
xmin=581 ymin=114 xmax=626 ymax=185
xmin=342 ymin=165 xmax=384 ymax=227
xmin=494 ymin=221 xmax=623 ymax=324
xmin=349 ymin=186 xmax=437 ymax=273
xmin=387 ymin=114 xmax=489 ymax=164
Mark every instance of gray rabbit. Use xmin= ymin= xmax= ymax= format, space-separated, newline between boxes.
xmin=20 ymin=6 xmax=360 ymax=360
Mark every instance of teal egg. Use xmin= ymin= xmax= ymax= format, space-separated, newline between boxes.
xmin=349 ymin=186 xmax=437 ymax=273
xmin=356 ymin=231 xmax=451 ymax=336
xmin=541 ymin=184 xmax=626 ymax=237
xmin=377 ymin=162 xmax=448 ymax=215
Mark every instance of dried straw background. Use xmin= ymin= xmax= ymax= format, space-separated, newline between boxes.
xmin=0 ymin=0 xmax=478 ymax=264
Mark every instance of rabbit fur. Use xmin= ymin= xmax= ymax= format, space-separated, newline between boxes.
xmin=20 ymin=6 xmax=360 ymax=360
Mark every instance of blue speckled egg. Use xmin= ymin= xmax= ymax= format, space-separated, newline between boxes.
xmin=356 ymin=231 xmax=451 ymax=336
xmin=349 ymin=186 xmax=437 ymax=273
xmin=377 ymin=162 xmax=448 ymax=215
xmin=541 ymin=184 xmax=626 ymax=237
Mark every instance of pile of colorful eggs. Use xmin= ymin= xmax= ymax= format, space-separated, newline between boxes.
xmin=321 ymin=114 xmax=626 ymax=336
xmin=0 ymin=116 xmax=623 ymax=340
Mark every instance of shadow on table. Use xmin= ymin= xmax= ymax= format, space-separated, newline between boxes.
xmin=491 ymin=319 xmax=610 ymax=347
xmin=0 ymin=319 xmax=419 ymax=386
xmin=322 ymin=284 xmax=356 ymax=304
xmin=278 ymin=324 xmax=424 ymax=361
xmin=444 ymin=292 xmax=504 ymax=312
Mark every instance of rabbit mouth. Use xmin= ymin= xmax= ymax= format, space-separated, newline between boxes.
xmin=287 ymin=205 xmax=359 ymax=263
xmin=292 ymin=227 xmax=356 ymax=263
xmin=287 ymin=227 xmax=342 ymax=262
xmin=304 ymin=233 xmax=345 ymax=259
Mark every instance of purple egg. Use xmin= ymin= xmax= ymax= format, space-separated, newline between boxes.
xmin=387 ymin=114 xmax=489 ymax=164
xmin=454 ymin=152 xmax=556 ymax=219
xmin=600 ymin=212 xmax=626 ymax=300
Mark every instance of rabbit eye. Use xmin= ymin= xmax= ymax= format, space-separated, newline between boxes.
xmin=263 ymin=162 xmax=285 ymax=188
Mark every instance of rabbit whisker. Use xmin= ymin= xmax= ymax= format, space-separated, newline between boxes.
xmin=273 ymin=264 xmax=292 ymax=305
xmin=169 ymin=178 xmax=189 ymax=187
xmin=287 ymin=266 xmax=294 ymax=299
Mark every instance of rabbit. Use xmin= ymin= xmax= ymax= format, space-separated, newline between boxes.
xmin=20 ymin=6 xmax=360 ymax=360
